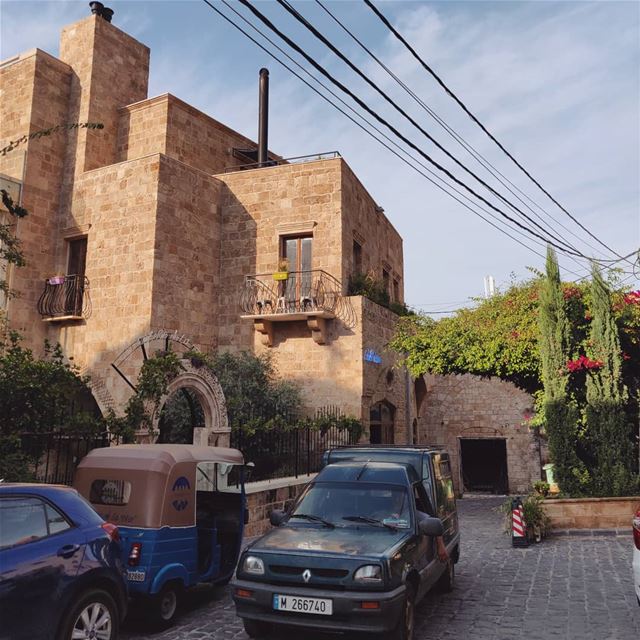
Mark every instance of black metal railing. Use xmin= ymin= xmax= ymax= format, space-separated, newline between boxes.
xmin=240 ymin=269 xmax=342 ymax=316
xmin=231 ymin=406 xmax=359 ymax=483
xmin=37 ymin=274 xmax=91 ymax=319
xmin=18 ymin=431 xmax=118 ymax=485
xmin=225 ymin=150 xmax=340 ymax=172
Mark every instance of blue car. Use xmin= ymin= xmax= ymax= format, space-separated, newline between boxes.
xmin=0 ymin=483 xmax=127 ymax=640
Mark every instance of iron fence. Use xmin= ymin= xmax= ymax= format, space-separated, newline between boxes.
xmin=231 ymin=405 xmax=359 ymax=483
xmin=18 ymin=431 xmax=118 ymax=485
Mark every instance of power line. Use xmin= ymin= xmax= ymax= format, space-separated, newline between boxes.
xmin=314 ymin=0 xmax=615 ymax=264
xmin=201 ymin=0 xmax=591 ymax=280
xmin=273 ymin=0 xmax=592 ymax=260
xmin=363 ymin=0 xmax=634 ymax=267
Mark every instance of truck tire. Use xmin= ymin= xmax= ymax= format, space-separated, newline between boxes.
xmin=242 ymin=618 xmax=271 ymax=638
xmin=390 ymin=584 xmax=415 ymax=640
xmin=57 ymin=588 xmax=119 ymax=640
xmin=436 ymin=558 xmax=455 ymax=593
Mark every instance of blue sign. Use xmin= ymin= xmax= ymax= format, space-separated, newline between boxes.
xmin=364 ymin=348 xmax=382 ymax=364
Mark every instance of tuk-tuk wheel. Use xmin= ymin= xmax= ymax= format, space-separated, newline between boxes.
xmin=242 ymin=618 xmax=271 ymax=638
xmin=152 ymin=583 xmax=180 ymax=625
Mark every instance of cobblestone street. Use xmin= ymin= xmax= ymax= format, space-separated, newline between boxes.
xmin=122 ymin=497 xmax=640 ymax=640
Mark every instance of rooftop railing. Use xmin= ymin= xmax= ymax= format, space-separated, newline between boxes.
xmin=224 ymin=150 xmax=340 ymax=173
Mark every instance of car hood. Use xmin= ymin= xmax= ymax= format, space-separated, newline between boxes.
xmin=250 ymin=524 xmax=410 ymax=558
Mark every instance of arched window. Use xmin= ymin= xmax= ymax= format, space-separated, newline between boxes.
xmin=369 ymin=401 xmax=395 ymax=444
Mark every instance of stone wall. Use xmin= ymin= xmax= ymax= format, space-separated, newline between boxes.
xmin=544 ymin=496 xmax=640 ymax=530
xmin=0 ymin=50 xmax=72 ymax=348
xmin=244 ymin=475 xmax=313 ymax=537
xmin=419 ymin=374 xmax=540 ymax=494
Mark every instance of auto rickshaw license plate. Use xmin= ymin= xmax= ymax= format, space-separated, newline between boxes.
xmin=273 ymin=594 xmax=332 ymax=615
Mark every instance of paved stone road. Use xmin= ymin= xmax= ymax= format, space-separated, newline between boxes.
xmin=122 ymin=497 xmax=640 ymax=640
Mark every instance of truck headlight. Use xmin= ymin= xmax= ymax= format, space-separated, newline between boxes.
xmin=243 ymin=555 xmax=265 ymax=575
xmin=354 ymin=565 xmax=382 ymax=582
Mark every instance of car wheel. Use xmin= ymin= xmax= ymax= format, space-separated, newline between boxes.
xmin=391 ymin=584 xmax=415 ymax=640
xmin=242 ymin=618 xmax=271 ymax=638
xmin=58 ymin=588 xmax=119 ymax=640
xmin=150 ymin=583 xmax=180 ymax=626
xmin=436 ymin=559 xmax=455 ymax=593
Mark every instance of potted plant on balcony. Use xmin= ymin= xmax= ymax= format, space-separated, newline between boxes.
xmin=273 ymin=258 xmax=289 ymax=281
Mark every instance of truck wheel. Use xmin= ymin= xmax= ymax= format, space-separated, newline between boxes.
xmin=58 ymin=588 xmax=119 ymax=640
xmin=391 ymin=585 xmax=415 ymax=640
xmin=242 ymin=618 xmax=271 ymax=638
xmin=150 ymin=583 xmax=180 ymax=626
xmin=436 ymin=559 xmax=455 ymax=593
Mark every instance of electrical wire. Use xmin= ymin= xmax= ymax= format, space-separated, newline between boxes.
xmin=201 ymin=0 xmax=592 ymax=280
xmin=314 ymin=0 xmax=615 ymax=264
xmin=363 ymin=0 xmax=635 ymax=267
xmin=274 ymin=0 xmax=593 ymax=260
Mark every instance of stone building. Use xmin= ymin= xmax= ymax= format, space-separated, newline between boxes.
xmin=0 ymin=10 xmax=414 ymax=445
xmin=417 ymin=374 xmax=543 ymax=494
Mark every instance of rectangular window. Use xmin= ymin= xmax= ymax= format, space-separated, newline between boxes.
xmin=353 ymin=240 xmax=362 ymax=275
xmin=89 ymin=479 xmax=132 ymax=506
xmin=65 ymin=236 xmax=87 ymax=316
xmin=67 ymin=237 xmax=87 ymax=277
xmin=280 ymin=235 xmax=313 ymax=309
xmin=382 ymin=269 xmax=390 ymax=297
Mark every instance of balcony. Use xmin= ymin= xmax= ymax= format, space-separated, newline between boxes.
xmin=240 ymin=270 xmax=345 ymax=346
xmin=37 ymin=275 xmax=91 ymax=322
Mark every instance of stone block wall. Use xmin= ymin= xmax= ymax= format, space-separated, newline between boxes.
xmin=544 ymin=496 xmax=640 ymax=530
xmin=341 ymin=161 xmax=404 ymax=301
xmin=151 ymin=155 xmax=223 ymax=351
xmin=244 ymin=475 xmax=312 ymax=538
xmin=419 ymin=374 xmax=540 ymax=494
xmin=0 ymin=50 xmax=72 ymax=348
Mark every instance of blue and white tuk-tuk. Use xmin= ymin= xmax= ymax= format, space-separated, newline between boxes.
xmin=74 ymin=444 xmax=247 ymax=625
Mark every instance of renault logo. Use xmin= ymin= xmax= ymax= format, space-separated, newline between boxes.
xmin=302 ymin=569 xmax=312 ymax=583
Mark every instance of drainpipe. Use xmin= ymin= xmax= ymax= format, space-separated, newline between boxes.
xmin=258 ymin=68 xmax=269 ymax=167
xmin=404 ymin=365 xmax=412 ymax=445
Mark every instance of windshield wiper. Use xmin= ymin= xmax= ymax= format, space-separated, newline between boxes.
xmin=290 ymin=513 xmax=335 ymax=528
xmin=342 ymin=515 xmax=400 ymax=530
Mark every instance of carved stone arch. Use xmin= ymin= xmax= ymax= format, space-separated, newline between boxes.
xmin=152 ymin=360 xmax=230 ymax=447
xmin=78 ymin=369 xmax=117 ymax=417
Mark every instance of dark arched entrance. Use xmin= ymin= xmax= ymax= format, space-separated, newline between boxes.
xmin=369 ymin=401 xmax=395 ymax=444
xmin=157 ymin=388 xmax=205 ymax=444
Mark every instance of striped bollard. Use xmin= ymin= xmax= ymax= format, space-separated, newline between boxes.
xmin=511 ymin=497 xmax=529 ymax=548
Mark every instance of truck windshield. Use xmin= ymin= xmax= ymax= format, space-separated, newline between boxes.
xmin=291 ymin=483 xmax=411 ymax=529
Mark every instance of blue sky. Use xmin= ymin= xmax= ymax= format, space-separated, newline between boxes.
xmin=2 ymin=0 xmax=638 ymax=311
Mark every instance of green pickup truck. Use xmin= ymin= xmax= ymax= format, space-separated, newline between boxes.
xmin=232 ymin=446 xmax=460 ymax=639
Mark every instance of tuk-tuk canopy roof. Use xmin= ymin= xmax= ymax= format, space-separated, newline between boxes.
xmin=78 ymin=444 xmax=244 ymax=474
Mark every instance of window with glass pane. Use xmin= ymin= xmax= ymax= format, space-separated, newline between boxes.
xmin=0 ymin=498 xmax=48 ymax=548
xmin=281 ymin=235 xmax=313 ymax=309
xmin=46 ymin=504 xmax=70 ymax=535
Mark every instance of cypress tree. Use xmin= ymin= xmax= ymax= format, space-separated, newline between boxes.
xmin=586 ymin=263 xmax=636 ymax=495
xmin=538 ymin=247 xmax=584 ymax=494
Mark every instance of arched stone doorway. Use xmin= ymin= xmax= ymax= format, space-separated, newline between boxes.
xmin=153 ymin=360 xmax=230 ymax=447
xmin=369 ymin=400 xmax=395 ymax=444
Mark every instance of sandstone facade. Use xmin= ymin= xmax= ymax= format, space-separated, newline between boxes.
xmin=0 ymin=13 xmax=412 ymax=444
xmin=418 ymin=373 xmax=541 ymax=494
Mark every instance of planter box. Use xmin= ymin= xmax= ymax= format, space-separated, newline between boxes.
xmin=543 ymin=496 xmax=640 ymax=530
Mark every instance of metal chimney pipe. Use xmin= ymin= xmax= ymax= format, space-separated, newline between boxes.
xmin=102 ymin=7 xmax=114 ymax=22
xmin=89 ymin=1 xmax=104 ymax=15
xmin=258 ymin=68 xmax=269 ymax=167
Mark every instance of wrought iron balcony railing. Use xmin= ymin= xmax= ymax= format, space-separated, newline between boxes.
xmin=240 ymin=269 xmax=341 ymax=317
xmin=37 ymin=274 xmax=91 ymax=321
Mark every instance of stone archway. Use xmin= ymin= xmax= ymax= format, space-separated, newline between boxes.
xmin=153 ymin=360 xmax=230 ymax=447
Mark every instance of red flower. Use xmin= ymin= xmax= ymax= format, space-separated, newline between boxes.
xmin=563 ymin=286 xmax=582 ymax=300
xmin=624 ymin=291 xmax=640 ymax=305
xmin=566 ymin=355 xmax=604 ymax=372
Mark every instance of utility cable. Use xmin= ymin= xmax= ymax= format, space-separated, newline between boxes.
xmin=314 ymin=0 xmax=614 ymax=263
xmin=274 ymin=0 xmax=589 ymax=259
xmin=201 ymin=0 xmax=583 ymax=274
xmin=363 ymin=0 xmax=634 ymax=266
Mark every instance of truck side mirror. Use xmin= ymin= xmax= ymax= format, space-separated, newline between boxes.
xmin=269 ymin=509 xmax=286 ymax=527
xmin=419 ymin=516 xmax=444 ymax=537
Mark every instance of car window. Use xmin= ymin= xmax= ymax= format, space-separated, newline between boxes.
xmin=46 ymin=503 xmax=70 ymax=535
xmin=0 ymin=497 xmax=48 ymax=549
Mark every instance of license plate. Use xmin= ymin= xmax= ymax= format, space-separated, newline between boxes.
xmin=273 ymin=594 xmax=332 ymax=616
xmin=126 ymin=569 xmax=146 ymax=582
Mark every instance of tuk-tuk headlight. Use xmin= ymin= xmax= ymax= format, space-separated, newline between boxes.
xmin=243 ymin=555 xmax=265 ymax=576
xmin=354 ymin=565 xmax=382 ymax=582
